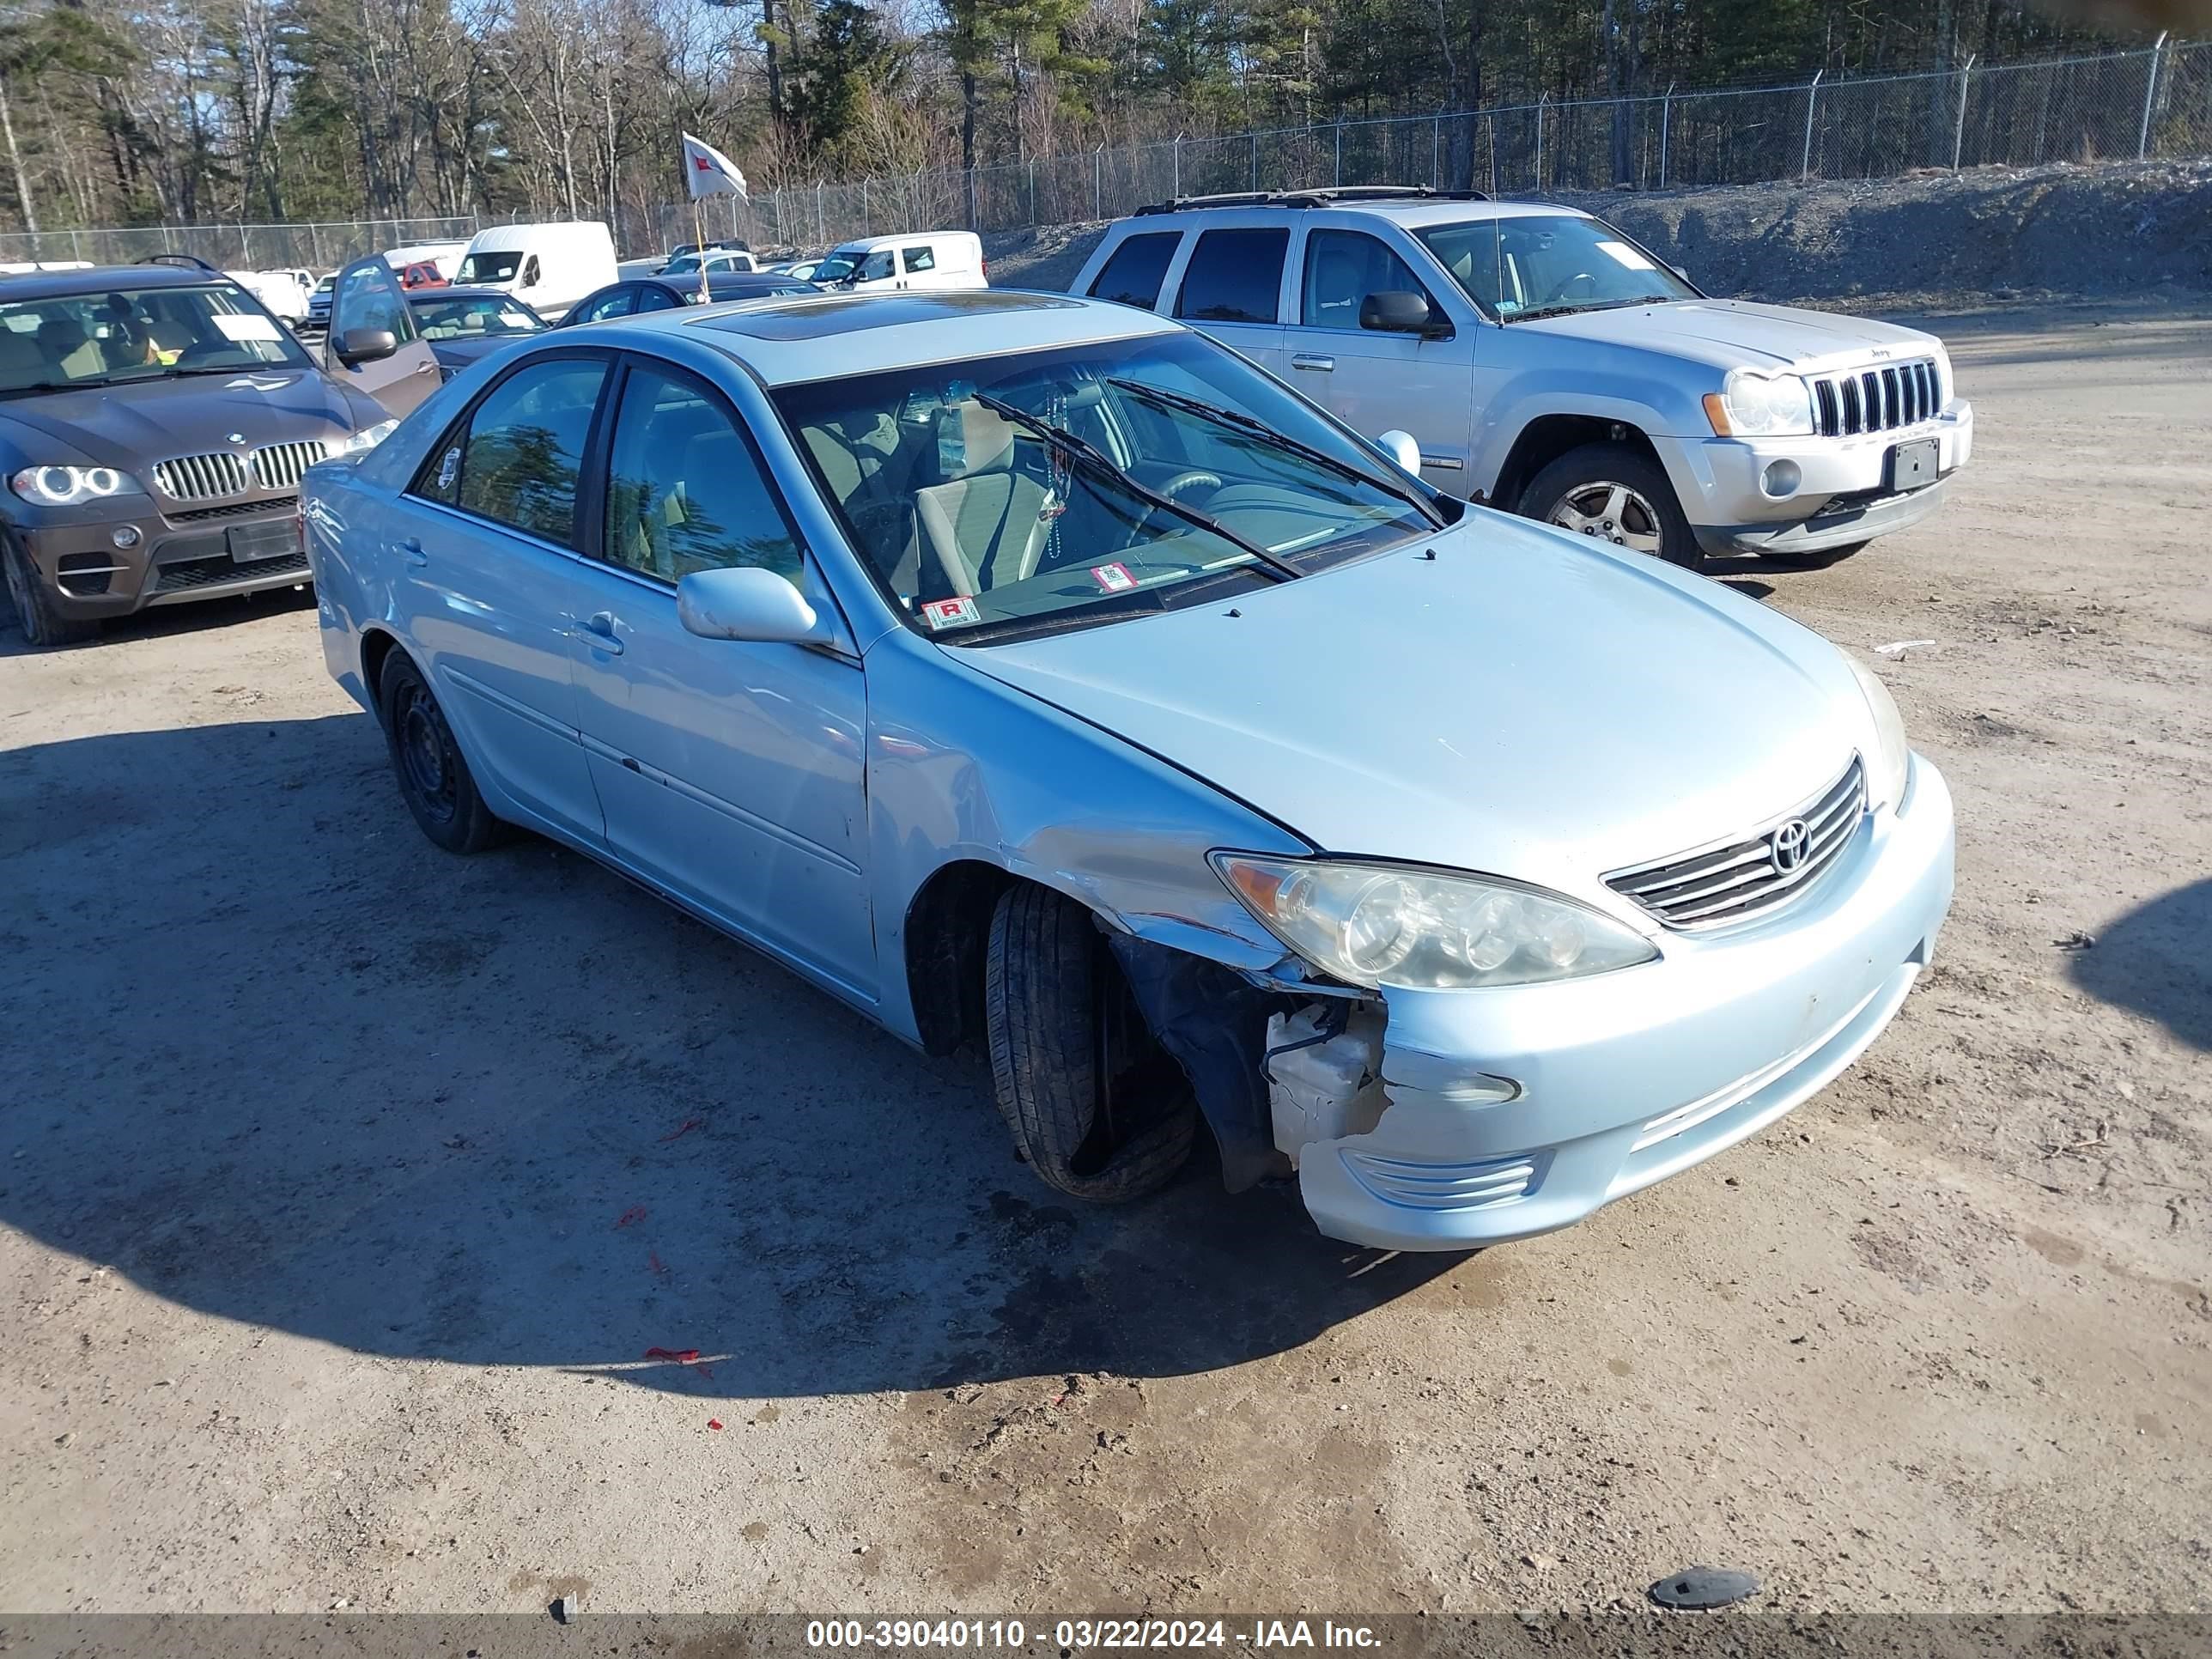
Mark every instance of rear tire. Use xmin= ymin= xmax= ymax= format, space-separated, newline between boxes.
xmin=1520 ymin=443 xmax=1702 ymax=569
xmin=985 ymin=884 xmax=1197 ymax=1203
xmin=376 ymin=653 xmax=506 ymax=854
xmin=3 ymin=532 xmax=100 ymax=648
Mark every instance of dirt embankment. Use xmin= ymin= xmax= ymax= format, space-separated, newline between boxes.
xmin=983 ymin=158 xmax=2212 ymax=310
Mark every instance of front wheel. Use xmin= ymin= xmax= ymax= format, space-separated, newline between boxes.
xmin=985 ymin=884 xmax=1198 ymax=1203
xmin=1519 ymin=443 xmax=1701 ymax=569
xmin=3 ymin=532 xmax=100 ymax=648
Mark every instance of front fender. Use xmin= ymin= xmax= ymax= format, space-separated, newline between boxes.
xmin=861 ymin=625 xmax=1310 ymax=1047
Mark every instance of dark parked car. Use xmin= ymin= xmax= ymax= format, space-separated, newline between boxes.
xmin=404 ymin=286 xmax=548 ymax=374
xmin=560 ymin=270 xmax=817 ymax=325
xmin=0 ymin=264 xmax=398 ymax=647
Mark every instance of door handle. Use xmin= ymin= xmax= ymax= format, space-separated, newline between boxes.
xmin=400 ymin=536 xmax=427 ymax=568
xmin=576 ymin=612 xmax=624 ymax=656
xmin=412 ymin=360 xmax=435 ymax=374
xmin=1291 ymin=353 xmax=1335 ymax=372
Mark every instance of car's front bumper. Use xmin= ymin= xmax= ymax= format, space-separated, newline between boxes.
xmin=1297 ymin=757 xmax=1954 ymax=1251
xmin=12 ymin=494 xmax=312 ymax=620
xmin=1659 ymin=400 xmax=1972 ymax=557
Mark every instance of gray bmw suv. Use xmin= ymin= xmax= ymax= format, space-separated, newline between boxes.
xmin=1 ymin=263 xmax=398 ymax=647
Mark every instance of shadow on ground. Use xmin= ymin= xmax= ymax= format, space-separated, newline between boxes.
xmin=0 ymin=712 xmax=1461 ymax=1400
xmin=2069 ymin=878 xmax=2212 ymax=1054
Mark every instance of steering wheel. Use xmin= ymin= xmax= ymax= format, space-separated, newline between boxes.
xmin=1544 ymin=271 xmax=1600 ymax=304
xmin=1127 ymin=469 xmax=1223 ymax=542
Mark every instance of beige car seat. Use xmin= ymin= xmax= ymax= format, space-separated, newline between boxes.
xmin=913 ymin=403 xmax=1049 ymax=598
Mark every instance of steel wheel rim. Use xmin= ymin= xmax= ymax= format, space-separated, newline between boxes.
xmin=1550 ymin=481 xmax=1664 ymax=556
xmin=396 ymin=687 xmax=458 ymax=824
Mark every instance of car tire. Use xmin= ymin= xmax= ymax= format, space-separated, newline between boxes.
xmin=1759 ymin=540 xmax=1869 ymax=569
xmin=985 ymin=883 xmax=1198 ymax=1204
xmin=1520 ymin=443 xmax=1702 ymax=569
xmin=376 ymin=653 xmax=506 ymax=854
xmin=3 ymin=531 xmax=100 ymax=648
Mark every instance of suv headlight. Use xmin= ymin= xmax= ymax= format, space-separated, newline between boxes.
xmin=1844 ymin=653 xmax=1911 ymax=811
xmin=1707 ymin=368 xmax=1814 ymax=438
xmin=1212 ymin=854 xmax=1657 ymax=991
xmin=334 ymin=420 xmax=398 ymax=456
xmin=8 ymin=465 xmax=143 ymax=507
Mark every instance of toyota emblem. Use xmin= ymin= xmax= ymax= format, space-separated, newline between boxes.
xmin=1769 ymin=817 xmax=1812 ymax=875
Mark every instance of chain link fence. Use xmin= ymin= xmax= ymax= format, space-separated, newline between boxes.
xmin=6 ymin=40 xmax=2205 ymax=270
xmin=721 ymin=37 xmax=2209 ymax=251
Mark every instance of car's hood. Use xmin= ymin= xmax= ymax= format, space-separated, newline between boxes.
xmin=0 ymin=368 xmax=376 ymax=471
xmin=962 ymin=512 xmax=1879 ymax=903
xmin=1522 ymin=300 xmax=1940 ymax=375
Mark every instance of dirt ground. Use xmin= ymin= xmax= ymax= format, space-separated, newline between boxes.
xmin=0 ymin=300 xmax=2206 ymax=1618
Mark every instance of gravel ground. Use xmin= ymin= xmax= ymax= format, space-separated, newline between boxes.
xmin=0 ymin=301 xmax=2207 ymax=1617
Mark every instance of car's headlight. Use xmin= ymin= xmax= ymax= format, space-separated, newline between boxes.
xmin=1841 ymin=653 xmax=1911 ymax=812
xmin=1212 ymin=854 xmax=1657 ymax=991
xmin=1707 ymin=368 xmax=1814 ymax=437
xmin=334 ymin=420 xmax=399 ymax=456
xmin=8 ymin=465 xmax=143 ymax=507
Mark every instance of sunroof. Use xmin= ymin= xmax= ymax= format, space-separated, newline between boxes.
xmin=691 ymin=291 xmax=1083 ymax=342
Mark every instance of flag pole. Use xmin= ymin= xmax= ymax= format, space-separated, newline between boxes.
xmin=690 ymin=194 xmax=709 ymax=304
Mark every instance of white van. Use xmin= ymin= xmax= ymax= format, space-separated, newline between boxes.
xmin=814 ymin=231 xmax=986 ymax=294
xmin=451 ymin=222 xmax=618 ymax=320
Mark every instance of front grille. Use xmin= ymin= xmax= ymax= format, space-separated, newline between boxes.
xmin=153 ymin=550 xmax=308 ymax=592
xmin=1810 ymin=359 xmax=1940 ymax=437
xmin=154 ymin=452 xmax=251 ymax=501
xmin=252 ymin=441 xmax=328 ymax=490
xmin=171 ymin=495 xmax=298 ymax=524
xmin=1340 ymin=1148 xmax=1540 ymax=1211
xmin=1605 ymin=757 xmax=1866 ymax=931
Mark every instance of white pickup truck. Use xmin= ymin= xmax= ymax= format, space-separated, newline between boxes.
xmin=1072 ymin=187 xmax=1972 ymax=568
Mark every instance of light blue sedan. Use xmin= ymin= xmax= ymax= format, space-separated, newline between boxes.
xmin=302 ymin=290 xmax=1954 ymax=1251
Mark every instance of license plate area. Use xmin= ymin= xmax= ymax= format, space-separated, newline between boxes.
xmin=228 ymin=520 xmax=296 ymax=564
xmin=1888 ymin=436 xmax=1940 ymax=491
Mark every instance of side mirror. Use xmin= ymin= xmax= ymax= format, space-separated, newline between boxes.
xmin=1360 ymin=290 xmax=1448 ymax=337
xmin=677 ymin=565 xmax=832 ymax=646
xmin=1374 ymin=430 xmax=1424 ymax=475
xmin=335 ymin=326 xmax=398 ymax=367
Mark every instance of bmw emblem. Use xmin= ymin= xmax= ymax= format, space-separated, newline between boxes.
xmin=1769 ymin=817 xmax=1812 ymax=875
xmin=227 ymin=432 xmax=247 ymax=445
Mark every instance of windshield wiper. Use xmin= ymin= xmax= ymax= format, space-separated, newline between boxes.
xmin=1505 ymin=295 xmax=1676 ymax=325
xmin=1103 ymin=377 xmax=1443 ymax=527
xmin=969 ymin=391 xmax=1301 ymax=582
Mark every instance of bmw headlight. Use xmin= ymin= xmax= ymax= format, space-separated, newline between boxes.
xmin=334 ymin=420 xmax=399 ymax=456
xmin=8 ymin=465 xmax=143 ymax=507
xmin=1844 ymin=653 xmax=1911 ymax=811
xmin=1212 ymin=855 xmax=1658 ymax=991
xmin=1708 ymin=368 xmax=1815 ymax=437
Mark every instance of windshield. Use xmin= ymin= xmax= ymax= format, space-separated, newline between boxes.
xmin=454 ymin=250 xmax=523 ymax=284
xmin=773 ymin=331 xmax=1439 ymax=642
xmin=411 ymin=295 xmax=544 ymax=339
xmin=662 ymin=254 xmax=704 ymax=274
xmin=811 ymin=249 xmax=867 ymax=283
xmin=1419 ymin=214 xmax=1695 ymax=320
xmin=0 ymin=282 xmax=309 ymax=393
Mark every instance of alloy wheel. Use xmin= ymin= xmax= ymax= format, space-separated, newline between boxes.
xmin=1548 ymin=481 xmax=1665 ymax=556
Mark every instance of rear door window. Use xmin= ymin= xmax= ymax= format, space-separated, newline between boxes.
xmin=1087 ymin=233 xmax=1181 ymax=310
xmin=1173 ymin=228 xmax=1289 ymax=325
xmin=417 ymin=354 xmax=610 ymax=546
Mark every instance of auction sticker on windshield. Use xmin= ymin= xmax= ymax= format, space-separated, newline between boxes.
xmin=1594 ymin=240 xmax=1656 ymax=270
xmin=213 ymin=313 xmax=285 ymax=342
xmin=1090 ymin=562 xmax=1137 ymax=592
xmin=921 ymin=596 xmax=981 ymax=630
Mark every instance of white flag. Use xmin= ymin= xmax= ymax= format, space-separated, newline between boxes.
xmin=681 ymin=132 xmax=748 ymax=201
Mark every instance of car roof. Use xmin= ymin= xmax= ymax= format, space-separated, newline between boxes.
xmin=569 ymin=290 xmax=1174 ymax=387
xmin=0 ymin=264 xmax=238 ymax=301
xmin=1130 ymin=194 xmax=1591 ymax=231
xmin=409 ymin=286 xmax=514 ymax=303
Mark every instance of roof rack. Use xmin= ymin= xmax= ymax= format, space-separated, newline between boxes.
xmin=137 ymin=252 xmax=220 ymax=272
xmin=1133 ymin=184 xmax=1491 ymax=216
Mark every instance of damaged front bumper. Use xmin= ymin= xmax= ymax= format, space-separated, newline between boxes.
xmin=1282 ymin=757 xmax=1954 ymax=1251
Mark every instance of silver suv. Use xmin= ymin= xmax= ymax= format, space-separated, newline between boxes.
xmin=1070 ymin=187 xmax=1973 ymax=568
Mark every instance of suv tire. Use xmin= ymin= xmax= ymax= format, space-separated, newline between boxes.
xmin=985 ymin=883 xmax=1197 ymax=1203
xmin=1520 ymin=444 xmax=1701 ymax=569
xmin=3 ymin=532 xmax=100 ymax=648
xmin=376 ymin=653 xmax=507 ymax=854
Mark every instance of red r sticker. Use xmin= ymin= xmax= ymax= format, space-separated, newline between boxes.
xmin=1090 ymin=563 xmax=1137 ymax=592
xmin=921 ymin=596 xmax=981 ymax=630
